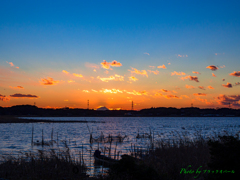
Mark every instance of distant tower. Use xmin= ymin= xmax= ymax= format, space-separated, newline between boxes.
xmin=191 ymin=103 xmax=193 ymax=108
xmin=132 ymin=101 xmax=133 ymax=110
xmin=229 ymin=102 xmax=231 ymax=108
xmin=87 ymin=100 xmax=89 ymax=109
xmin=34 ymin=102 xmax=36 ymax=106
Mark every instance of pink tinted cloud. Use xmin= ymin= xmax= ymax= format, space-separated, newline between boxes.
xmin=161 ymin=89 xmax=170 ymax=93
xmin=62 ymin=70 xmax=69 ymax=74
xmin=10 ymin=93 xmax=39 ymax=98
xmin=229 ymin=71 xmax=240 ymax=77
xmin=73 ymin=73 xmax=83 ymax=78
xmin=192 ymin=71 xmax=201 ymax=74
xmin=206 ymin=65 xmax=218 ymax=71
xmin=222 ymin=82 xmax=232 ymax=88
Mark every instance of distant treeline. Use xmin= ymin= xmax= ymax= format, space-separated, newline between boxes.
xmin=0 ymin=105 xmax=240 ymax=117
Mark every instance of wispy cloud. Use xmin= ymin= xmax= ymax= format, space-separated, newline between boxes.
xmin=101 ymin=60 xmax=122 ymax=69
xmin=124 ymin=90 xmax=148 ymax=96
xmin=9 ymin=86 xmax=24 ymax=89
xmin=193 ymin=93 xmax=207 ymax=96
xmin=206 ymin=65 xmax=218 ymax=71
xmin=185 ymin=85 xmax=196 ymax=89
xmin=144 ymin=52 xmax=150 ymax=55
xmin=229 ymin=71 xmax=240 ymax=77
xmin=149 ymin=66 xmax=155 ymax=69
xmin=212 ymin=73 xmax=216 ymax=77
xmin=161 ymin=89 xmax=170 ymax=93
xmin=148 ymin=70 xmax=159 ymax=75
xmin=67 ymin=80 xmax=75 ymax=83
xmin=62 ymin=70 xmax=69 ymax=74
xmin=208 ymin=86 xmax=214 ymax=89
xmin=171 ymin=71 xmax=186 ymax=76
xmin=85 ymin=62 xmax=100 ymax=69
xmin=73 ymin=73 xmax=83 ymax=78
xmin=177 ymin=54 xmax=188 ymax=57
xmin=198 ymin=86 xmax=205 ymax=90
xmin=129 ymin=76 xmax=138 ymax=81
xmin=235 ymin=82 xmax=240 ymax=86
xmin=192 ymin=71 xmax=201 ymax=74
xmin=222 ymin=82 xmax=232 ymax=88
xmin=10 ymin=93 xmax=39 ymax=98
xmin=40 ymin=77 xmax=59 ymax=85
xmin=157 ymin=64 xmax=166 ymax=69
xmin=129 ymin=67 xmax=148 ymax=77
xmin=222 ymin=79 xmax=225 ymax=81
xmin=82 ymin=90 xmax=90 ymax=93
xmin=196 ymin=97 xmax=212 ymax=105
xmin=97 ymin=74 xmax=124 ymax=82
xmin=100 ymin=89 xmax=123 ymax=94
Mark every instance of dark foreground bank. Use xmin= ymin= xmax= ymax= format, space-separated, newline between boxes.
xmin=1 ymin=134 xmax=239 ymax=180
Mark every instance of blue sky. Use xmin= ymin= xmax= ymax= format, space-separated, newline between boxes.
xmin=0 ymin=0 xmax=240 ymax=109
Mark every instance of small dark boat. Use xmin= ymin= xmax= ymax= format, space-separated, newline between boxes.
xmin=93 ymin=150 xmax=118 ymax=165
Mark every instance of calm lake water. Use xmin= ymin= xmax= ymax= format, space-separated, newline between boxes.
xmin=1 ymin=117 xmax=240 ymax=176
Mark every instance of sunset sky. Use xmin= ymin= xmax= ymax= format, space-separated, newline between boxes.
xmin=0 ymin=0 xmax=240 ymax=110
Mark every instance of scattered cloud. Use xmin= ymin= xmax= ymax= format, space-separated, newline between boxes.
xmin=91 ymin=89 xmax=98 ymax=92
xmin=129 ymin=68 xmax=148 ymax=77
xmin=97 ymin=74 xmax=124 ymax=82
xmin=101 ymin=60 xmax=122 ymax=69
xmin=216 ymin=94 xmax=240 ymax=107
xmin=62 ymin=70 xmax=69 ymax=74
xmin=6 ymin=61 xmax=19 ymax=69
xmin=93 ymin=69 xmax=96 ymax=72
xmin=196 ymin=97 xmax=213 ymax=105
xmin=161 ymin=89 xmax=170 ymax=93
xmin=222 ymin=82 xmax=232 ymax=88
xmin=222 ymin=79 xmax=225 ymax=81
xmin=67 ymin=80 xmax=75 ymax=83
xmin=220 ymin=65 xmax=225 ymax=68
xmin=181 ymin=95 xmax=189 ymax=98
xmin=206 ymin=65 xmax=218 ymax=71
xmin=198 ymin=86 xmax=205 ymax=90
xmin=235 ymin=82 xmax=240 ymax=86
xmin=163 ymin=94 xmax=179 ymax=99
xmin=129 ymin=76 xmax=138 ymax=81
xmin=168 ymin=62 xmax=171 ymax=65
xmin=192 ymin=71 xmax=201 ymax=74
xmin=157 ymin=64 xmax=166 ymax=69
xmin=185 ymin=85 xmax=196 ymax=89
xmin=144 ymin=52 xmax=150 ymax=55
xmin=100 ymin=89 xmax=123 ymax=94
xmin=85 ymin=62 xmax=100 ymax=69
xmin=212 ymin=73 xmax=216 ymax=77
xmin=73 ymin=73 xmax=83 ymax=78
xmin=208 ymin=86 xmax=214 ymax=89
xmin=229 ymin=71 xmax=240 ymax=77
xmin=82 ymin=90 xmax=90 ymax=93
xmin=171 ymin=71 xmax=186 ymax=76
xmin=40 ymin=77 xmax=59 ymax=85
xmin=10 ymin=93 xmax=39 ymax=98
xmin=124 ymin=90 xmax=148 ymax=96
xmin=105 ymin=70 xmax=109 ymax=74
xmin=193 ymin=93 xmax=207 ymax=96
xmin=0 ymin=94 xmax=10 ymax=101
xmin=148 ymin=70 xmax=159 ymax=75
xmin=177 ymin=54 xmax=188 ymax=57
xmin=9 ymin=86 xmax=24 ymax=89
xmin=149 ymin=66 xmax=155 ymax=69
xmin=181 ymin=76 xmax=199 ymax=82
